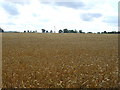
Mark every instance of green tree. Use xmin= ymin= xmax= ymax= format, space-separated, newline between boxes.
xmin=59 ymin=29 xmax=63 ymax=33
xmin=68 ymin=30 xmax=74 ymax=33
xmin=0 ymin=27 xmax=4 ymax=32
xmin=50 ymin=30 xmax=53 ymax=33
xmin=79 ymin=30 xmax=82 ymax=33
xmin=41 ymin=29 xmax=46 ymax=33
xmin=63 ymin=29 xmax=69 ymax=33
xmin=74 ymin=29 xmax=78 ymax=33
xmin=104 ymin=31 xmax=107 ymax=33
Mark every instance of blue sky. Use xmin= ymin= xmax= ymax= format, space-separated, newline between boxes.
xmin=0 ymin=0 xmax=118 ymax=33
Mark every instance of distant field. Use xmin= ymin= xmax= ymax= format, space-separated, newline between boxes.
xmin=2 ymin=33 xmax=118 ymax=88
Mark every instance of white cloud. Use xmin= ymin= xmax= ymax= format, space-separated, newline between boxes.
xmin=0 ymin=0 xmax=119 ymax=32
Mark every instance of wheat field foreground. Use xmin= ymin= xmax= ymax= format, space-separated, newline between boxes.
xmin=2 ymin=33 xmax=118 ymax=88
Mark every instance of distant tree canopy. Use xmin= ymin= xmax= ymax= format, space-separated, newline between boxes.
xmin=104 ymin=31 xmax=107 ymax=33
xmin=50 ymin=30 xmax=53 ymax=33
xmin=41 ymin=29 xmax=46 ymax=33
xmin=41 ymin=28 xmax=81 ymax=33
xmin=79 ymin=30 xmax=82 ymax=33
xmin=58 ymin=29 xmax=63 ymax=33
xmin=1 ymin=26 xmax=119 ymax=34
xmin=63 ymin=29 xmax=69 ymax=33
xmin=58 ymin=29 xmax=81 ymax=33
xmin=69 ymin=30 xmax=74 ymax=33
xmin=74 ymin=29 xmax=78 ymax=33
xmin=87 ymin=32 xmax=92 ymax=33
xmin=32 ymin=30 xmax=37 ymax=33
xmin=46 ymin=30 xmax=48 ymax=33
xmin=97 ymin=32 xmax=100 ymax=34
xmin=24 ymin=30 xmax=37 ymax=33
xmin=0 ymin=27 xmax=4 ymax=32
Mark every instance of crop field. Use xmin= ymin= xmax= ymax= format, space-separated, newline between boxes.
xmin=2 ymin=33 xmax=118 ymax=88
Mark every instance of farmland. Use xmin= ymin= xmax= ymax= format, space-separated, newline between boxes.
xmin=2 ymin=33 xmax=118 ymax=88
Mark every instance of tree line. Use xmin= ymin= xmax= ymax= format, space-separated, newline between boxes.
xmin=41 ymin=29 xmax=83 ymax=33
xmin=41 ymin=28 xmax=120 ymax=34
xmin=0 ymin=28 xmax=4 ymax=32
xmin=0 ymin=27 xmax=120 ymax=34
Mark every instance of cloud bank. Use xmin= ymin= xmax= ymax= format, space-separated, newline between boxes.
xmin=0 ymin=0 xmax=118 ymax=32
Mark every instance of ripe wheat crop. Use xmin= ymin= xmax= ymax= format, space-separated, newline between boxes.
xmin=2 ymin=33 xmax=118 ymax=88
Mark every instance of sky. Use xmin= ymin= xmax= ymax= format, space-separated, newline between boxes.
xmin=0 ymin=0 xmax=119 ymax=33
